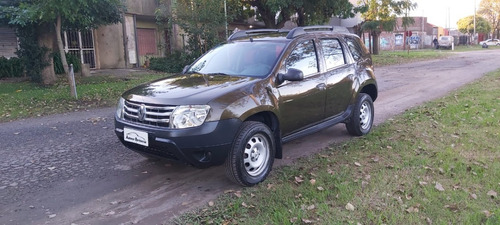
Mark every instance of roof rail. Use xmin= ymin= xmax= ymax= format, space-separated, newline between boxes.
xmin=227 ymin=29 xmax=289 ymax=41
xmin=286 ymin=25 xmax=350 ymax=39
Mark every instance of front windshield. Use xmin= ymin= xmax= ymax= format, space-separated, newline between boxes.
xmin=187 ymin=41 xmax=286 ymax=77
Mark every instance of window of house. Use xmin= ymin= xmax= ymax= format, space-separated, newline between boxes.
xmin=63 ymin=30 xmax=96 ymax=69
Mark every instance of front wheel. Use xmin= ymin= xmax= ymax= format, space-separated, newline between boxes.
xmin=225 ymin=121 xmax=275 ymax=186
xmin=346 ymin=93 xmax=374 ymax=136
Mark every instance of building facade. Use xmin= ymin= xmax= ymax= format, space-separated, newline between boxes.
xmin=83 ymin=0 xmax=168 ymax=69
xmin=0 ymin=0 xmax=171 ymax=70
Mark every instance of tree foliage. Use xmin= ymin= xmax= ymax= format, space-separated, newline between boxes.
xmin=1 ymin=0 xmax=124 ymax=86
xmin=241 ymin=0 xmax=362 ymax=28
xmin=2 ymin=0 xmax=124 ymax=29
xmin=457 ymin=15 xmax=491 ymax=34
xmin=478 ymin=0 xmax=500 ymax=38
xmin=158 ymin=0 xmax=227 ymax=58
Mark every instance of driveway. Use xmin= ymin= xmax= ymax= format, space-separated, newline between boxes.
xmin=1 ymin=50 xmax=499 ymax=225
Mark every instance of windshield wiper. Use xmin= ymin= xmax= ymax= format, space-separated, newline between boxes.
xmin=203 ymin=72 xmax=231 ymax=76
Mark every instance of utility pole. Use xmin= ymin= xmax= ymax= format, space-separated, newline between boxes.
xmin=224 ymin=0 xmax=228 ymax=38
xmin=473 ymin=0 xmax=476 ymax=44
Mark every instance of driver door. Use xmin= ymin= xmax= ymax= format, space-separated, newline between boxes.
xmin=277 ymin=39 xmax=327 ymax=136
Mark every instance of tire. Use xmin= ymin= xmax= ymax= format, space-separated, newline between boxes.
xmin=345 ymin=93 xmax=374 ymax=136
xmin=225 ymin=121 xmax=275 ymax=186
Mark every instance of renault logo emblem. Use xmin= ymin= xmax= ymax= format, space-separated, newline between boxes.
xmin=138 ymin=104 xmax=146 ymax=121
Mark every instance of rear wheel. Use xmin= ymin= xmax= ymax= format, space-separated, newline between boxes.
xmin=225 ymin=121 xmax=275 ymax=186
xmin=346 ymin=93 xmax=374 ymax=136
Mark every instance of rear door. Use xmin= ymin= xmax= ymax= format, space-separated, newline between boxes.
xmin=277 ymin=39 xmax=326 ymax=135
xmin=319 ymin=38 xmax=355 ymax=117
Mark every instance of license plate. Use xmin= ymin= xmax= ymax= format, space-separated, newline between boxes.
xmin=124 ymin=127 xmax=149 ymax=147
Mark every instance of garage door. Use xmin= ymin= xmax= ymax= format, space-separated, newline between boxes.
xmin=0 ymin=27 xmax=18 ymax=58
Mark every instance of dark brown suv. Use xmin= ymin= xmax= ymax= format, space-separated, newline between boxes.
xmin=114 ymin=26 xmax=378 ymax=186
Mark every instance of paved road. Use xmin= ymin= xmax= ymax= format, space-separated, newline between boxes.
xmin=1 ymin=50 xmax=500 ymax=225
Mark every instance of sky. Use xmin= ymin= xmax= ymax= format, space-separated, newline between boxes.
xmin=409 ymin=0 xmax=481 ymax=29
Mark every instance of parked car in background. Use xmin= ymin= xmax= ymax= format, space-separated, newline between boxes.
xmin=114 ymin=26 xmax=378 ymax=186
xmin=438 ymin=36 xmax=454 ymax=49
xmin=479 ymin=39 xmax=500 ymax=46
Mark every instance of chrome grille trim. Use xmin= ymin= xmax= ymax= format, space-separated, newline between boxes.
xmin=123 ymin=100 xmax=176 ymax=127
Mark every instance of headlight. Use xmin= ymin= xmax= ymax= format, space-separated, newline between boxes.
xmin=171 ymin=105 xmax=210 ymax=129
xmin=116 ymin=97 xmax=125 ymax=119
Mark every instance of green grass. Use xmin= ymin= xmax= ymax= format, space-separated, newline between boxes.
xmin=453 ymin=44 xmax=500 ymax=52
xmin=372 ymin=45 xmax=500 ymax=67
xmin=0 ymin=73 xmax=169 ymax=122
xmin=175 ymin=69 xmax=500 ymax=225
xmin=372 ymin=49 xmax=449 ymax=67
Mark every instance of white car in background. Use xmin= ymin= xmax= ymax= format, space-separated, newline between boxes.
xmin=479 ymin=39 xmax=500 ymax=46
xmin=438 ymin=36 xmax=454 ymax=49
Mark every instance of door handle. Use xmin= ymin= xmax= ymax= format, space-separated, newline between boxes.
xmin=316 ymin=83 xmax=326 ymax=91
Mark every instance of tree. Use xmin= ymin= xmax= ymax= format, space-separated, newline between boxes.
xmin=159 ymin=0 xmax=227 ymax=57
xmin=478 ymin=0 xmax=500 ymax=38
xmin=457 ymin=15 xmax=491 ymax=35
xmin=1 ymin=0 xmax=124 ymax=89
xmin=241 ymin=0 xmax=290 ymax=28
xmin=360 ymin=0 xmax=416 ymax=55
xmin=241 ymin=0 xmax=361 ymax=28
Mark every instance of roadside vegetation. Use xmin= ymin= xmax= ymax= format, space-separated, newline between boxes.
xmin=372 ymin=50 xmax=449 ymax=67
xmin=176 ymin=69 xmax=500 ymax=225
xmin=372 ymin=45 xmax=500 ymax=67
xmin=0 ymin=73 xmax=168 ymax=122
xmin=453 ymin=44 xmax=500 ymax=52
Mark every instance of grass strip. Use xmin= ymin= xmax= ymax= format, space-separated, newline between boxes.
xmin=372 ymin=49 xmax=448 ymax=67
xmin=176 ymin=69 xmax=500 ymax=225
xmin=372 ymin=45 xmax=500 ymax=67
xmin=0 ymin=73 xmax=168 ymax=122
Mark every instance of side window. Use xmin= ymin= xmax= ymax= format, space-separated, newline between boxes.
xmin=285 ymin=40 xmax=318 ymax=77
xmin=345 ymin=37 xmax=364 ymax=61
xmin=320 ymin=39 xmax=345 ymax=70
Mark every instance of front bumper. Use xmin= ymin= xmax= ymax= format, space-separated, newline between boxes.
xmin=115 ymin=117 xmax=242 ymax=168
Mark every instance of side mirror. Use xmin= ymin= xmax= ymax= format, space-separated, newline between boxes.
xmin=182 ymin=65 xmax=190 ymax=74
xmin=277 ymin=68 xmax=304 ymax=84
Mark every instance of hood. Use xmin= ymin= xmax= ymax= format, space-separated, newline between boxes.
xmin=123 ymin=73 xmax=258 ymax=105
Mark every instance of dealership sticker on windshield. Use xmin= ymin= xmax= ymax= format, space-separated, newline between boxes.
xmin=124 ymin=127 xmax=149 ymax=147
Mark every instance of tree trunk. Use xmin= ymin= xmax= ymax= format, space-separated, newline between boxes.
xmin=276 ymin=10 xmax=290 ymax=28
xmin=38 ymin=24 xmax=56 ymax=85
xmin=55 ymin=15 xmax=76 ymax=97
xmin=372 ymin=31 xmax=380 ymax=55
xmin=251 ymin=1 xmax=277 ymax=28
xmin=368 ymin=33 xmax=372 ymax=54
xmin=296 ymin=7 xmax=305 ymax=26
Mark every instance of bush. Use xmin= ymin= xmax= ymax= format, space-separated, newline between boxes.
xmin=15 ymin=25 xmax=49 ymax=83
xmin=0 ymin=57 xmax=24 ymax=79
xmin=149 ymin=51 xmax=197 ymax=73
xmin=53 ymin=52 xmax=81 ymax=74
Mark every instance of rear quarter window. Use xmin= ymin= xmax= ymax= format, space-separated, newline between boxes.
xmin=344 ymin=37 xmax=367 ymax=62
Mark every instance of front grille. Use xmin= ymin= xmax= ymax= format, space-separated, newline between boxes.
xmin=123 ymin=100 xmax=176 ymax=127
